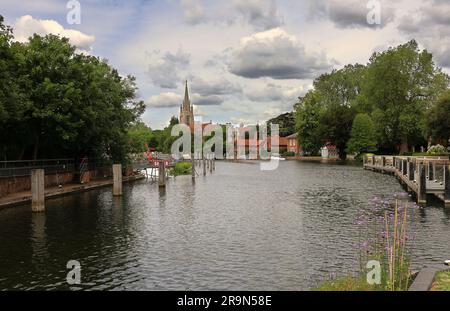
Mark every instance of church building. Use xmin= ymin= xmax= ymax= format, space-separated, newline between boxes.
xmin=179 ymin=80 xmax=194 ymax=127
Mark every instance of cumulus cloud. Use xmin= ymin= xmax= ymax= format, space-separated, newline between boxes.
xmin=232 ymin=0 xmax=283 ymax=30
xmin=229 ymin=28 xmax=332 ymax=79
xmin=246 ymin=83 xmax=308 ymax=103
xmin=180 ymin=0 xmax=205 ymax=25
xmin=13 ymin=15 xmax=95 ymax=52
xmin=397 ymin=0 xmax=450 ymax=68
xmin=147 ymin=92 xmax=183 ymax=108
xmin=190 ymin=76 xmax=242 ymax=96
xmin=309 ymin=0 xmax=395 ymax=29
xmin=146 ymin=48 xmax=190 ymax=89
xmin=147 ymin=91 xmax=223 ymax=108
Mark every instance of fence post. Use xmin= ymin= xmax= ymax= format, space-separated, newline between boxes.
xmin=418 ymin=164 xmax=427 ymax=205
xmin=408 ymin=162 xmax=414 ymax=181
xmin=113 ymin=164 xmax=123 ymax=196
xmin=444 ymin=164 xmax=450 ymax=205
xmin=203 ymin=156 xmax=206 ymax=176
xmin=428 ymin=162 xmax=433 ymax=180
xmin=31 ymin=169 xmax=45 ymax=212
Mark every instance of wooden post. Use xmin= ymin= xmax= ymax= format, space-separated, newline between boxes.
xmin=113 ymin=164 xmax=123 ymax=196
xmin=381 ymin=156 xmax=386 ymax=167
xmin=417 ymin=164 xmax=427 ymax=205
xmin=209 ymin=158 xmax=213 ymax=173
xmin=158 ymin=161 xmax=166 ymax=187
xmin=402 ymin=160 xmax=408 ymax=176
xmin=31 ymin=169 xmax=45 ymax=212
xmin=372 ymin=155 xmax=376 ymax=166
xmin=203 ymin=157 xmax=206 ymax=176
xmin=444 ymin=164 xmax=450 ymax=204
xmin=191 ymin=154 xmax=195 ymax=180
xmin=428 ymin=161 xmax=433 ymax=180
xmin=408 ymin=162 xmax=414 ymax=181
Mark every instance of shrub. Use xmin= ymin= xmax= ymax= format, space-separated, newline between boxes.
xmin=282 ymin=151 xmax=296 ymax=157
xmin=170 ymin=162 xmax=192 ymax=176
xmin=427 ymin=144 xmax=448 ymax=156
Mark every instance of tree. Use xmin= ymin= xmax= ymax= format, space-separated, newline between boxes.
xmin=427 ymin=89 xmax=450 ymax=146
xmin=295 ymin=91 xmax=323 ymax=155
xmin=359 ymin=40 xmax=449 ymax=153
xmin=128 ymin=122 xmax=153 ymax=154
xmin=267 ymin=112 xmax=296 ymax=137
xmin=0 ymin=17 xmax=145 ymax=162
xmin=346 ymin=113 xmax=377 ymax=156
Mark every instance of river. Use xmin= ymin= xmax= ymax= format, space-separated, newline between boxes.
xmin=0 ymin=161 xmax=449 ymax=290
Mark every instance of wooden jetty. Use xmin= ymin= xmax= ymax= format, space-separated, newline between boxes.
xmin=363 ymin=155 xmax=450 ymax=206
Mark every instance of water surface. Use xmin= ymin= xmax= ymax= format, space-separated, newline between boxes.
xmin=0 ymin=161 xmax=449 ymax=290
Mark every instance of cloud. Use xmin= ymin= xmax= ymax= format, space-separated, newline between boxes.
xmin=147 ymin=92 xmax=183 ymax=108
xmin=309 ymin=0 xmax=395 ymax=29
xmin=146 ymin=48 xmax=190 ymax=89
xmin=147 ymin=92 xmax=223 ymax=108
xmin=397 ymin=0 xmax=450 ymax=68
xmin=13 ymin=15 xmax=95 ymax=52
xmin=246 ymin=83 xmax=308 ymax=103
xmin=190 ymin=77 xmax=242 ymax=96
xmin=232 ymin=0 xmax=283 ymax=30
xmin=181 ymin=0 xmax=205 ymax=25
xmin=229 ymin=28 xmax=332 ymax=79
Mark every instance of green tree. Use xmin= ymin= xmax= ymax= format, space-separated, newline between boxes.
xmin=0 ymin=18 xmax=144 ymax=162
xmin=346 ymin=113 xmax=377 ymax=156
xmin=427 ymin=89 xmax=450 ymax=146
xmin=128 ymin=122 xmax=153 ymax=154
xmin=359 ymin=40 xmax=449 ymax=153
xmin=267 ymin=112 xmax=296 ymax=137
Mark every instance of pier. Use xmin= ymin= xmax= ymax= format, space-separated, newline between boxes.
xmin=363 ymin=155 xmax=450 ymax=206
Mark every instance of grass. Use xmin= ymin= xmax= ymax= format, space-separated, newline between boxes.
xmin=315 ymin=276 xmax=379 ymax=291
xmin=431 ymin=271 xmax=450 ymax=291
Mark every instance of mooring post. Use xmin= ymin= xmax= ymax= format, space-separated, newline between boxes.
xmin=372 ymin=155 xmax=376 ymax=166
xmin=408 ymin=162 xmax=414 ymax=181
xmin=191 ymin=153 xmax=195 ymax=180
xmin=113 ymin=164 xmax=123 ymax=196
xmin=158 ymin=161 xmax=166 ymax=187
xmin=402 ymin=159 xmax=408 ymax=176
xmin=31 ymin=169 xmax=45 ymax=212
xmin=418 ymin=164 xmax=427 ymax=205
xmin=444 ymin=164 xmax=450 ymax=204
xmin=381 ymin=156 xmax=386 ymax=167
xmin=203 ymin=156 xmax=206 ymax=176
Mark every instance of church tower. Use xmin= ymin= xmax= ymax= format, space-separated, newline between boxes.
xmin=179 ymin=80 xmax=194 ymax=127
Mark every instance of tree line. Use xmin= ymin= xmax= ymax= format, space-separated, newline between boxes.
xmin=294 ymin=40 xmax=450 ymax=159
xmin=0 ymin=16 xmax=145 ymax=162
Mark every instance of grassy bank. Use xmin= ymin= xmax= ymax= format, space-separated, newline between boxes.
xmin=431 ymin=271 xmax=450 ymax=291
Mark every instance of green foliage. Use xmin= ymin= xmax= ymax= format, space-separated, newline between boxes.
xmin=347 ymin=113 xmax=377 ymax=156
xmin=149 ymin=116 xmax=180 ymax=154
xmin=427 ymin=90 xmax=450 ymax=144
xmin=267 ymin=112 xmax=296 ymax=137
xmin=128 ymin=122 xmax=153 ymax=154
xmin=170 ymin=162 xmax=192 ymax=176
xmin=427 ymin=144 xmax=448 ymax=155
xmin=0 ymin=16 xmax=144 ymax=161
xmin=431 ymin=271 xmax=450 ymax=291
xmin=294 ymin=40 xmax=450 ymax=158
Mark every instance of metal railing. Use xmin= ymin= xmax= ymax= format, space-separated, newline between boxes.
xmin=0 ymin=159 xmax=75 ymax=178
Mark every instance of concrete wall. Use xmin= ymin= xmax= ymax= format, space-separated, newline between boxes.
xmin=0 ymin=172 xmax=74 ymax=198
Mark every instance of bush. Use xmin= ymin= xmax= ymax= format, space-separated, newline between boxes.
xmin=427 ymin=144 xmax=448 ymax=156
xmin=170 ymin=162 xmax=192 ymax=176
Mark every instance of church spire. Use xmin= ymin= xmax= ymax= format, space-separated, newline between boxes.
xmin=183 ymin=80 xmax=190 ymax=109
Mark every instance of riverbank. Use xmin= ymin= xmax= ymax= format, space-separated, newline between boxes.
xmin=0 ymin=174 xmax=145 ymax=210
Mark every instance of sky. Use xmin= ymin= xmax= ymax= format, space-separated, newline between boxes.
xmin=1 ymin=0 xmax=449 ymax=129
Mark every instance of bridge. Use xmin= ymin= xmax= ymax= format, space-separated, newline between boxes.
xmin=363 ymin=155 xmax=450 ymax=206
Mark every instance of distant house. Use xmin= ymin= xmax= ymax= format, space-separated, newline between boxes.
xmin=286 ymin=133 xmax=301 ymax=156
xmin=321 ymin=143 xmax=339 ymax=159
